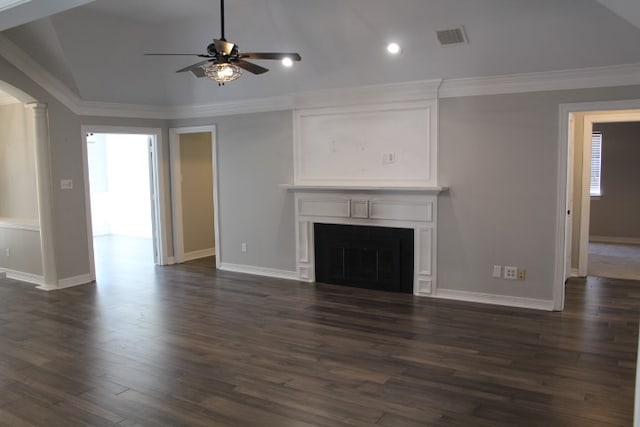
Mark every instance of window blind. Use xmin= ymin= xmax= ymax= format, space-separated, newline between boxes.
xmin=590 ymin=132 xmax=602 ymax=197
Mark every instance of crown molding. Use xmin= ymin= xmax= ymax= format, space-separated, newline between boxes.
xmin=293 ymin=79 xmax=443 ymax=110
xmin=3 ymin=31 xmax=640 ymax=119
xmin=0 ymin=33 xmax=83 ymax=112
xmin=439 ymin=62 xmax=640 ymax=98
xmin=170 ymin=95 xmax=295 ymax=120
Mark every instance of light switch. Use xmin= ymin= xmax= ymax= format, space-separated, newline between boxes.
xmin=60 ymin=179 xmax=73 ymax=190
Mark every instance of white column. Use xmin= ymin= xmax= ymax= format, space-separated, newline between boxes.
xmin=29 ymin=103 xmax=58 ymax=290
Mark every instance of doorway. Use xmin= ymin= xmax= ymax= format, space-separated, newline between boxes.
xmin=556 ymin=101 xmax=640 ymax=309
xmin=81 ymin=126 xmax=168 ymax=282
xmin=169 ymin=126 xmax=220 ymax=268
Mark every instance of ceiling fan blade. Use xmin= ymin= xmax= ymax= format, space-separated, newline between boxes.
xmin=236 ymin=59 xmax=269 ymax=75
xmin=214 ymin=39 xmax=235 ymax=55
xmin=145 ymin=53 xmax=210 ymax=57
xmin=190 ymin=67 xmax=207 ymax=78
xmin=240 ymin=52 xmax=301 ymax=61
xmin=176 ymin=59 xmax=213 ymax=73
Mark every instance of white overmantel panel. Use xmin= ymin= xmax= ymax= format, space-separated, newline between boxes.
xmin=288 ymin=187 xmax=445 ymax=297
xmin=294 ymin=100 xmax=438 ymax=187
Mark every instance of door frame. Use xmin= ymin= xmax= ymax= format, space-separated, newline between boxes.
xmin=169 ymin=125 xmax=221 ymax=268
xmin=555 ymin=99 xmax=640 ymax=310
xmin=80 ymin=125 xmax=169 ymax=281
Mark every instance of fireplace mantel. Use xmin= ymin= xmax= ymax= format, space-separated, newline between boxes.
xmin=288 ymin=185 xmax=444 ymax=297
xmin=281 ymin=184 xmax=447 ymax=194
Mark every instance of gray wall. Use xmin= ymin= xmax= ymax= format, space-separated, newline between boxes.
xmin=5 ymin=46 xmax=640 ymax=298
xmin=179 ymin=132 xmax=215 ymax=254
xmin=170 ymin=110 xmax=296 ymax=272
xmin=0 ymin=102 xmax=42 ymax=276
xmin=438 ymin=86 xmax=640 ymax=300
xmin=590 ymin=122 xmax=640 ymax=239
xmin=0 ymin=103 xmax=37 ymax=219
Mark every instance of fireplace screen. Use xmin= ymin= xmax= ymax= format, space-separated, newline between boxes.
xmin=314 ymin=223 xmax=414 ymax=293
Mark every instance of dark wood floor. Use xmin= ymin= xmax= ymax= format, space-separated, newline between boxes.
xmin=0 ymin=254 xmax=638 ymax=426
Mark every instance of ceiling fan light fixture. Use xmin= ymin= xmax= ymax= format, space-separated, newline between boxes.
xmin=205 ymin=63 xmax=242 ymax=85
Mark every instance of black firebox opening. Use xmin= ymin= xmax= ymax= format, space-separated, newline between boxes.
xmin=314 ymin=223 xmax=414 ymax=294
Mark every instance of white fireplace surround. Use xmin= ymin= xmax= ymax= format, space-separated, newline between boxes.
xmin=285 ymin=186 xmax=445 ymax=296
xmin=289 ymin=99 xmax=443 ymax=295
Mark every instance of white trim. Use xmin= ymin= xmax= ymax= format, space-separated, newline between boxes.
xmin=183 ymin=248 xmax=215 ymax=262
xmin=169 ymin=131 xmax=184 ymax=263
xmin=80 ymin=126 xmax=169 ymax=282
xmin=294 ymin=80 xmax=442 ymax=110
xmin=53 ymin=274 xmax=92 ymax=290
xmin=570 ymin=268 xmax=580 ymax=277
xmin=590 ymin=236 xmax=640 ymax=245
xmin=282 ymin=184 xmax=447 ymax=193
xmin=0 ymin=218 xmax=40 ymax=231
xmin=1 ymin=269 xmax=44 ymax=286
xmin=435 ymin=289 xmax=554 ymax=311
xmin=0 ymin=34 xmax=78 ymax=113
xmin=293 ymin=100 xmax=439 ymax=188
xmin=219 ymin=263 xmax=298 ymax=281
xmin=169 ymin=125 xmax=220 ymax=269
xmin=29 ymin=103 xmax=57 ymax=289
xmin=171 ymin=96 xmax=294 ymax=120
xmin=555 ymin=99 xmax=640 ymax=312
xmin=439 ymin=63 xmax=640 ymax=98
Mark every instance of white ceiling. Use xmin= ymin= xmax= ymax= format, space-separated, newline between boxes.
xmin=3 ymin=0 xmax=640 ymax=107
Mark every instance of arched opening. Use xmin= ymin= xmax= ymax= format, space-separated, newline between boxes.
xmin=0 ymin=81 xmax=57 ymax=289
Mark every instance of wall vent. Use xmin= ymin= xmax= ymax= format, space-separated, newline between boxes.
xmin=436 ymin=27 xmax=468 ymax=46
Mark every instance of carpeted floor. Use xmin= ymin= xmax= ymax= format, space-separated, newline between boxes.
xmin=588 ymin=242 xmax=640 ymax=281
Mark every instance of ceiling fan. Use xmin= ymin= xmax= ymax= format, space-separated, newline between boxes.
xmin=145 ymin=0 xmax=301 ymax=85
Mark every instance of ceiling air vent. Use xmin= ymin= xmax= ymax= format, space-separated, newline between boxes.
xmin=436 ymin=27 xmax=468 ymax=46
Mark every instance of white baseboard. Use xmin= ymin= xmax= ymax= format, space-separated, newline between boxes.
xmin=434 ymin=289 xmax=555 ymax=311
xmin=183 ymin=248 xmax=215 ymax=262
xmin=219 ymin=263 xmax=298 ymax=281
xmin=570 ymin=268 xmax=580 ymax=277
xmin=57 ymin=274 xmax=93 ymax=290
xmin=590 ymin=235 xmax=640 ymax=245
xmin=37 ymin=274 xmax=92 ymax=291
xmin=0 ymin=268 xmax=44 ymax=286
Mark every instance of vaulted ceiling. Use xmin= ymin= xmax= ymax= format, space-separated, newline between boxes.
xmin=3 ymin=0 xmax=640 ymax=107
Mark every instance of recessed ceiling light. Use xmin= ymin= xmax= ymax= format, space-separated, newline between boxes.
xmin=387 ymin=42 xmax=401 ymax=55
xmin=282 ymin=57 xmax=294 ymax=67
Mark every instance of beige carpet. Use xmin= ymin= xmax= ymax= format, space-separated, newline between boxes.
xmin=588 ymin=242 xmax=640 ymax=281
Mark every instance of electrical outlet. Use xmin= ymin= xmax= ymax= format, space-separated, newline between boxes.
xmin=492 ymin=265 xmax=502 ymax=278
xmin=504 ymin=266 xmax=518 ymax=280
xmin=5 ymin=248 xmax=9 ymax=257
xmin=60 ymin=179 xmax=73 ymax=190
xmin=241 ymin=243 xmax=247 ymax=253
xmin=518 ymin=269 xmax=526 ymax=280
xmin=382 ymin=152 xmax=396 ymax=164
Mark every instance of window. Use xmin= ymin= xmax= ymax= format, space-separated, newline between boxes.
xmin=590 ymin=132 xmax=602 ymax=197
